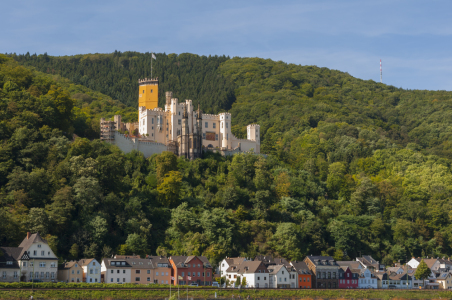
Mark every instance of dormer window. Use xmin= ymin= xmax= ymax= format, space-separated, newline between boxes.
xmin=121 ymin=262 xmax=125 ymax=266
xmin=111 ymin=262 xmax=116 ymax=266
xmin=6 ymin=261 xmax=12 ymax=265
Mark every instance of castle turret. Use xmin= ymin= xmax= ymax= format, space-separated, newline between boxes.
xmin=166 ymin=91 xmax=173 ymax=109
xmin=138 ymin=77 xmax=158 ymax=110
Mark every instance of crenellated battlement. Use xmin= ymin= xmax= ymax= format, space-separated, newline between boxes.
xmin=138 ymin=77 xmax=158 ymax=84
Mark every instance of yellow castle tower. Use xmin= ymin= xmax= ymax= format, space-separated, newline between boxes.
xmin=138 ymin=78 xmax=158 ymax=110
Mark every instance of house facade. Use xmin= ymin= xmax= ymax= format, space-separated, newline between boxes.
xmin=57 ymin=261 xmax=83 ymax=283
xmin=0 ymin=247 xmax=20 ymax=282
xmin=304 ymin=256 xmax=339 ymax=289
xmin=358 ymin=268 xmax=378 ymax=289
xmin=338 ymin=267 xmax=358 ymax=289
xmin=219 ymin=257 xmax=246 ymax=278
xmin=436 ymin=272 xmax=452 ymax=289
xmin=268 ymin=265 xmax=291 ymax=288
xmin=101 ymin=258 xmax=132 ymax=284
xmin=169 ymin=256 xmax=212 ymax=286
xmin=236 ymin=261 xmax=269 ymax=288
xmin=290 ymin=261 xmax=312 ymax=289
xmin=18 ymin=232 xmax=58 ymax=282
xmin=78 ymin=258 xmax=101 ymax=283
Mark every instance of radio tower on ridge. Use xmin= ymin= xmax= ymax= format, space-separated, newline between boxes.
xmin=380 ymin=59 xmax=382 ymax=83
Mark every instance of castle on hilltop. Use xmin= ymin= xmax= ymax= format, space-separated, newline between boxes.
xmin=100 ymin=77 xmax=260 ymax=159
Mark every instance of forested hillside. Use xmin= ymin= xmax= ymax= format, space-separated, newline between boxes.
xmin=3 ymin=52 xmax=452 ymax=267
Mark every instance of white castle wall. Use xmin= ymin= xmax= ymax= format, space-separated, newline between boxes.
xmin=113 ymin=131 xmax=168 ymax=158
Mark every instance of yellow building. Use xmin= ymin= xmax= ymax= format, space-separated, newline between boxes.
xmin=138 ymin=78 xmax=159 ymax=110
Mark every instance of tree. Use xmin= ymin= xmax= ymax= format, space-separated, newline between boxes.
xmin=414 ymin=259 xmax=431 ymax=280
xmin=241 ymin=276 xmax=247 ymax=287
xmin=155 ymin=151 xmax=178 ymax=184
xmin=157 ymin=171 xmax=182 ymax=208
xmin=69 ymin=243 xmax=79 ymax=259
xmin=235 ymin=275 xmax=241 ymax=287
xmin=125 ymin=233 xmax=147 ymax=256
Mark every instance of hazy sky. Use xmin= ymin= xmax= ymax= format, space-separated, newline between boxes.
xmin=2 ymin=0 xmax=451 ymax=90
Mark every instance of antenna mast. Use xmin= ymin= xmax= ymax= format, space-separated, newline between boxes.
xmin=380 ymin=59 xmax=382 ymax=83
xmin=151 ymin=52 xmax=153 ymax=78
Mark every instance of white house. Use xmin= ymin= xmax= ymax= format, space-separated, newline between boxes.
xmin=235 ymin=261 xmax=269 ymax=288
xmin=268 ymin=265 xmax=290 ymax=288
xmin=219 ymin=257 xmax=246 ymax=278
xmin=101 ymin=258 xmax=132 ymax=284
xmin=17 ymin=233 xmax=58 ymax=282
xmin=358 ymin=268 xmax=378 ymax=289
xmin=79 ymin=258 xmax=101 ymax=283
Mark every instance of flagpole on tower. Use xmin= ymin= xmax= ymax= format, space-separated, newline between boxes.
xmin=151 ymin=52 xmax=156 ymax=78
xmin=380 ymin=59 xmax=382 ymax=83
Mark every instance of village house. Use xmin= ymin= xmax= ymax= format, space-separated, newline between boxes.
xmin=304 ymin=256 xmax=339 ymax=289
xmin=0 ymin=247 xmax=20 ymax=282
xmin=290 ymin=261 xmax=312 ymax=289
xmin=78 ymin=258 xmax=101 ymax=283
xmin=219 ymin=257 xmax=246 ymax=278
xmin=436 ymin=272 xmax=452 ymax=289
xmin=18 ymin=232 xmax=58 ymax=282
xmin=57 ymin=261 xmax=83 ymax=283
xmin=101 ymin=257 xmax=132 ymax=284
xmin=148 ymin=256 xmax=172 ymax=285
xmin=168 ymin=256 xmax=212 ymax=286
xmin=268 ymin=264 xmax=291 ymax=288
xmin=233 ymin=260 xmax=269 ymax=288
xmin=356 ymin=256 xmax=384 ymax=271
xmin=338 ymin=266 xmax=359 ymax=289
xmin=358 ymin=268 xmax=378 ymax=289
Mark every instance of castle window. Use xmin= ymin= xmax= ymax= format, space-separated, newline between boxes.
xmin=151 ymin=89 xmax=153 ymax=93
xmin=215 ymin=134 xmax=218 ymax=141
xmin=226 ymin=122 xmax=228 ymax=129
xmin=178 ymin=119 xmax=181 ymax=125
xmin=143 ymin=90 xmax=144 ymax=94
xmin=205 ymin=122 xmax=208 ymax=128
xmin=152 ymin=133 xmax=154 ymax=137
xmin=227 ymin=133 xmax=229 ymax=140
xmin=203 ymin=133 xmax=206 ymax=140
xmin=221 ymin=122 xmax=223 ymax=129
xmin=152 ymin=118 xmax=154 ymax=124
xmin=213 ymin=123 xmax=216 ymax=129
xmin=179 ymin=112 xmax=180 ymax=115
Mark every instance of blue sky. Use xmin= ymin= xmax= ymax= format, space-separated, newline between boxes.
xmin=2 ymin=0 xmax=452 ymax=90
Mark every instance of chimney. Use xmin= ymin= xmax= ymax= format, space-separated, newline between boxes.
xmin=27 ymin=232 xmax=30 ymax=239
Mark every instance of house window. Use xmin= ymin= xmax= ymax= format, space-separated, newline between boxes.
xmin=38 ymin=244 xmax=41 ymax=248
xmin=33 ymin=250 xmax=37 ymax=255
xmin=90 ymin=269 xmax=93 ymax=274
xmin=258 ymin=277 xmax=260 ymax=280
xmin=48 ymin=251 xmax=50 ymax=256
xmin=205 ymin=122 xmax=208 ymax=128
xmin=111 ymin=262 xmax=116 ymax=266
xmin=51 ymin=262 xmax=56 ymax=268
xmin=147 ymin=270 xmax=151 ymax=274
xmin=123 ymin=270 xmax=126 ymax=274
xmin=156 ymin=272 xmax=159 ymax=276
xmin=147 ymin=277 xmax=151 ymax=281
xmin=41 ymin=251 xmax=45 ymax=256
xmin=166 ymin=272 xmax=169 ymax=276
xmin=117 ymin=278 xmax=120 ymax=282
xmin=123 ymin=278 xmax=126 ymax=282
xmin=197 ymin=272 xmax=200 ymax=277
xmin=203 ymin=133 xmax=206 ymax=139
xmin=23 ymin=262 xmax=27 ymax=267
xmin=207 ymin=272 xmax=210 ymax=277
xmin=328 ymin=272 xmax=331 ymax=279
xmin=264 ymin=277 xmax=266 ymax=280
xmin=39 ymin=262 xmax=46 ymax=268
xmin=72 ymin=270 xmax=75 ymax=274
xmin=182 ymin=272 xmax=185 ymax=277
xmin=178 ymin=119 xmax=181 ymax=125
xmin=111 ymin=270 xmax=114 ymax=274
xmin=213 ymin=123 xmax=216 ymax=129
xmin=77 ymin=270 xmax=80 ymax=274
xmin=90 ymin=278 xmax=92 ymax=282
xmin=136 ymin=277 xmax=140 ymax=281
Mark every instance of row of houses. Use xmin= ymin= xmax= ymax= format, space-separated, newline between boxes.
xmin=0 ymin=232 xmax=213 ymax=286
xmin=2 ymin=232 xmax=452 ymax=289
xmin=219 ymin=255 xmax=452 ymax=290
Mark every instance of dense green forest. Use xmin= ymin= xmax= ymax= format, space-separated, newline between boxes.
xmin=3 ymin=52 xmax=452 ymax=267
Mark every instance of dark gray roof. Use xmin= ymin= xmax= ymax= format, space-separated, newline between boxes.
xmin=306 ymin=255 xmax=338 ymax=266
xmin=148 ymin=256 xmax=170 ymax=265
xmin=126 ymin=258 xmax=154 ymax=269
xmin=290 ymin=261 xmax=311 ymax=275
xmin=0 ymin=247 xmax=20 ymax=269
xmin=254 ymin=255 xmax=275 ymax=265
xmin=102 ymin=258 xmax=132 ymax=268
xmin=337 ymin=261 xmax=362 ymax=269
